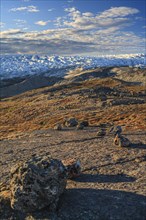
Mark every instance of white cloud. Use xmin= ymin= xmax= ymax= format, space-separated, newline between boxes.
xmin=63 ymin=6 xmax=139 ymax=30
xmin=65 ymin=7 xmax=81 ymax=19
xmin=99 ymin=7 xmax=139 ymax=18
xmin=1 ymin=29 xmax=24 ymax=37
xmin=48 ymin=8 xmax=55 ymax=12
xmin=9 ymin=5 xmax=39 ymax=13
xmin=82 ymin=12 xmax=93 ymax=17
xmin=1 ymin=6 xmax=145 ymax=55
xmin=35 ymin=20 xmax=50 ymax=26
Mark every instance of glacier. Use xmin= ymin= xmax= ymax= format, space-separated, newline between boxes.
xmin=0 ymin=54 xmax=145 ymax=79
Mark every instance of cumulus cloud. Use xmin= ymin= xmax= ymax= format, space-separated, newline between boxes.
xmin=63 ymin=6 xmax=139 ymax=30
xmin=1 ymin=29 xmax=24 ymax=36
xmin=1 ymin=6 xmax=145 ymax=55
xmin=35 ymin=20 xmax=50 ymax=26
xmin=9 ymin=5 xmax=39 ymax=13
xmin=98 ymin=7 xmax=139 ymax=18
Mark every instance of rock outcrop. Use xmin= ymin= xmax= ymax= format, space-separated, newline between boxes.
xmin=10 ymin=155 xmax=67 ymax=212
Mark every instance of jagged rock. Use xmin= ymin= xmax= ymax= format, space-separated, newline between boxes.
xmin=62 ymin=159 xmax=81 ymax=179
xmin=65 ymin=118 xmax=78 ymax=127
xmin=54 ymin=123 xmax=62 ymax=131
xmin=114 ymin=134 xmax=131 ymax=147
xmin=10 ymin=155 xmax=67 ymax=212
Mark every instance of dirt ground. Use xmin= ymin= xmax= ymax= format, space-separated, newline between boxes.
xmin=0 ymin=67 xmax=146 ymax=219
xmin=0 ymin=128 xmax=146 ymax=219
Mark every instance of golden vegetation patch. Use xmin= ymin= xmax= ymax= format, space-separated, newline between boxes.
xmin=0 ymin=69 xmax=146 ymax=140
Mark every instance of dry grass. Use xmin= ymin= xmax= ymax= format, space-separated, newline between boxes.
xmin=0 ymin=68 xmax=146 ymax=140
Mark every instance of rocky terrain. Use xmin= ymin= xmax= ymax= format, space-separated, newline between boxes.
xmin=0 ymin=66 xmax=146 ymax=219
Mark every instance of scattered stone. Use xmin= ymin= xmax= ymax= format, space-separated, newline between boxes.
xmin=65 ymin=118 xmax=78 ymax=127
xmin=114 ymin=134 xmax=131 ymax=147
xmin=54 ymin=123 xmax=62 ymax=131
xmin=80 ymin=121 xmax=89 ymax=127
xmin=97 ymin=128 xmax=106 ymax=137
xmin=10 ymin=155 xmax=67 ymax=212
xmin=110 ymin=125 xmax=122 ymax=136
xmin=76 ymin=123 xmax=84 ymax=130
xmin=62 ymin=159 xmax=81 ymax=179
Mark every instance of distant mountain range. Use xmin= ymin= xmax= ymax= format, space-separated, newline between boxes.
xmin=0 ymin=54 xmax=145 ymax=80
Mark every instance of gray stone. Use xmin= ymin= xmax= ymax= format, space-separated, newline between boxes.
xmin=97 ymin=128 xmax=106 ymax=137
xmin=65 ymin=118 xmax=78 ymax=127
xmin=80 ymin=121 xmax=89 ymax=127
xmin=76 ymin=123 xmax=84 ymax=130
xmin=114 ymin=134 xmax=131 ymax=147
xmin=62 ymin=159 xmax=81 ymax=179
xmin=54 ymin=123 xmax=62 ymax=131
xmin=110 ymin=125 xmax=122 ymax=136
xmin=10 ymin=155 xmax=67 ymax=212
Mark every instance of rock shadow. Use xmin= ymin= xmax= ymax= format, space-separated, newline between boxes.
xmin=58 ymin=188 xmax=146 ymax=220
xmin=1 ymin=188 xmax=146 ymax=220
xmin=74 ymin=173 xmax=136 ymax=183
xmin=129 ymin=143 xmax=146 ymax=149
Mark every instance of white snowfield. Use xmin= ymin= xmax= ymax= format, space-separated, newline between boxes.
xmin=0 ymin=54 xmax=145 ymax=79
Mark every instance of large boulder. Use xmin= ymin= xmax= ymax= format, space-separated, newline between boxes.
xmin=10 ymin=155 xmax=67 ymax=212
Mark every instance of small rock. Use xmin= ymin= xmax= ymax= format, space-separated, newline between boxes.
xmin=10 ymin=155 xmax=67 ymax=212
xmin=97 ymin=128 xmax=106 ymax=137
xmin=110 ymin=125 xmax=122 ymax=136
xmin=54 ymin=124 xmax=62 ymax=131
xmin=76 ymin=123 xmax=84 ymax=130
xmin=80 ymin=121 xmax=89 ymax=127
xmin=114 ymin=134 xmax=131 ymax=147
xmin=65 ymin=118 xmax=78 ymax=127
xmin=62 ymin=159 xmax=81 ymax=179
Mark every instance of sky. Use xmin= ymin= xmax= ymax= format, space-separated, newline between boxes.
xmin=0 ymin=0 xmax=146 ymax=56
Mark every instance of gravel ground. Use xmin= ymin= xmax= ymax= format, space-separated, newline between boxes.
xmin=0 ymin=127 xmax=146 ymax=219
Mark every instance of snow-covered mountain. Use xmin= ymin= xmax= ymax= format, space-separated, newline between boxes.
xmin=0 ymin=54 xmax=145 ymax=79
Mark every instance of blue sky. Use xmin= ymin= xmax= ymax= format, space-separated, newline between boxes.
xmin=0 ymin=0 xmax=146 ymax=55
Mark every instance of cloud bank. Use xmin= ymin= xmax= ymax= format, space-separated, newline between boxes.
xmin=1 ymin=6 xmax=145 ymax=55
